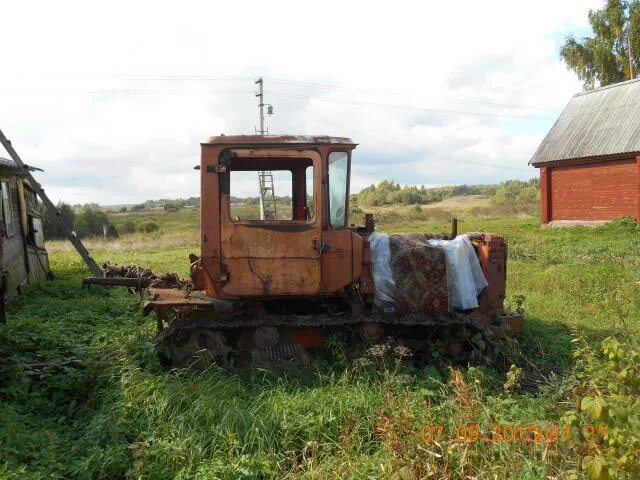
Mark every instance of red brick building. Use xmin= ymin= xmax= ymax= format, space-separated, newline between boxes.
xmin=530 ymin=78 xmax=640 ymax=225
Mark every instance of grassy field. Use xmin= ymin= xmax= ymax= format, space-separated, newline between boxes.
xmin=1 ymin=205 xmax=639 ymax=479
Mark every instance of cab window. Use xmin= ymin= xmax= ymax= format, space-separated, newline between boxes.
xmin=328 ymin=152 xmax=349 ymax=228
xmin=225 ymin=156 xmax=315 ymax=223
xmin=230 ymin=170 xmax=293 ymax=220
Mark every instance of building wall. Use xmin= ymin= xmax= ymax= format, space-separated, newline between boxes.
xmin=540 ymin=157 xmax=640 ymax=223
xmin=1 ymin=176 xmax=29 ymax=297
xmin=3 ymin=233 xmax=28 ymax=296
xmin=0 ymin=174 xmax=51 ymax=300
xmin=27 ymin=247 xmax=50 ymax=284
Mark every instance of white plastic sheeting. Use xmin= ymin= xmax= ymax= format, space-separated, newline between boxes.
xmin=428 ymin=235 xmax=488 ymax=309
xmin=369 ymin=233 xmax=488 ymax=312
xmin=369 ymin=233 xmax=396 ymax=312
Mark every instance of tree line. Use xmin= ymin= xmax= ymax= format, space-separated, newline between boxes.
xmin=42 ymin=178 xmax=539 ymax=240
xmin=42 ymin=204 xmax=109 ymax=240
xmin=129 ymin=197 xmax=199 ymax=212
xmin=353 ymin=178 xmax=539 ymax=208
xmin=42 ymin=204 xmax=160 ymax=240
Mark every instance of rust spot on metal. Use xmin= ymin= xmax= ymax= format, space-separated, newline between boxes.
xmin=247 ymin=258 xmax=272 ymax=295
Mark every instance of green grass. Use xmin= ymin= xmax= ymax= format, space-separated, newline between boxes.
xmin=1 ymin=209 xmax=639 ymax=479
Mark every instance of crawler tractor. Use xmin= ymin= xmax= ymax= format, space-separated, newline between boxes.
xmin=85 ymin=135 xmax=523 ymax=367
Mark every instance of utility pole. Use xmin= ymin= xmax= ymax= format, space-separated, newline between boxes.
xmin=255 ymin=77 xmax=274 ymax=134
xmin=254 ymin=78 xmax=277 ymax=219
xmin=255 ymin=77 xmax=266 ymax=135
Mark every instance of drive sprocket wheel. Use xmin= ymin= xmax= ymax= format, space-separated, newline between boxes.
xmin=161 ymin=327 xmax=232 ymax=368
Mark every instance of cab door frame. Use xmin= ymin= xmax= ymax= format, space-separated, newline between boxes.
xmin=218 ymin=148 xmax=322 ymax=297
xmin=320 ymin=149 xmax=357 ymax=294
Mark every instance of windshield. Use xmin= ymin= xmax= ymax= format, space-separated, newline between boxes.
xmin=328 ymin=151 xmax=349 ymax=228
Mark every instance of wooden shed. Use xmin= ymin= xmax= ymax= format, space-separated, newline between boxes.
xmin=530 ymin=78 xmax=640 ymax=225
xmin=0 ymin=156 xmax=51 ymax=304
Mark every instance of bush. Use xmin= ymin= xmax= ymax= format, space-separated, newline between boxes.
xmin=43 ymin=202 xmax=75 ymax=240
xmin=163 ymin=202 xmax=182 ymax=212
xmin=491 ymin=179 xmax=540 ymax=206
xmin=358 ymin=180 xmax=446 ymax=207
xmin=74 ymin=206 xmax=108 ymax=238
xmin=121 ymin=220 xmax=137 ymax=234
xmin=130 ymin=204 xmax=145 ymax=212
xmin=119 ymin=206 xmax=128 ymax=213
xmin=137 ymin=220 xmax=160 ymax=233
xmin=599 ymin=216 xmax=638 ymax=233
xmin=562 ymin=336 xmax=640 ymax=479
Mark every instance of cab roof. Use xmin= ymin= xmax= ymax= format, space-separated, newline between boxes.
xmin=203 ymin=134 xmax=356 ymax=146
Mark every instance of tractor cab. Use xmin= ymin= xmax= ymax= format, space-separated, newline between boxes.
xmin=195 ymin=135 xmax=367 ymax=301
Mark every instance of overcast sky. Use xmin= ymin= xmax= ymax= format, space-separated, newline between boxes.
xmin=1 ymin=0 xmax=600 ymax=205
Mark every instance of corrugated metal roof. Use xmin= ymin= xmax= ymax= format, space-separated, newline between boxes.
xmin=0 ymin=156 xmax=19 ymax=170
xmin=530 ymin=78 xmax=640 ymax=166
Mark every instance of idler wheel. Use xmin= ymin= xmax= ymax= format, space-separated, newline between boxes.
xmin=254 ymin=325 xmax=279 ymax=349
xmin=359 ymin=323 xmax=383 ymax=343
xmin=166 ymin=328 xmax=232 ymax=368
xmin=446 ymin=340 xmax=464 ymax=357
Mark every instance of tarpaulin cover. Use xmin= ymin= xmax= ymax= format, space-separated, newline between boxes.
xmin=369 ymin=233 xmax=487 ymax=313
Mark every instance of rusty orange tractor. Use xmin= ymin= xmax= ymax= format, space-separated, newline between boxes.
xmin=85 ymin=135 xmax=522 ymax=367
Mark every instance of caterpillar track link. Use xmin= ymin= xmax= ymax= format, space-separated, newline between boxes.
xmin=153 ymin=308 xmax=506 ymax=369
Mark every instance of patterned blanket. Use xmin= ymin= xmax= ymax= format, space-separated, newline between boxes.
xmin=388 ymin=233 xmax=450 ymax=314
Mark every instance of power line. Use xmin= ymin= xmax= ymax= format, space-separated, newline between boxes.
xmin=4 ymin=73 xmax=560 ymax=112
xmin=45 ymin=86 xmax=555 ymax=120
xmin=275 ymin=100 xmax=532 ymax=173
xmin=267 ymin=91 xmax=556 ymax=120
xmin=264 ymin=76 xmax=410 ymax=98
xmin=112 ymin=74 xmax=255 ymax=81
xmin=97 ymin=74 xmax=558 ymax=111
xmin=85 ymin=89 xmax=250 ymax=95
xmin=264 ymin=76 xmax=556 ymax=110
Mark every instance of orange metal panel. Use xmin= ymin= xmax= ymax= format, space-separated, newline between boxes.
xmin=359 ymin=237 xmax=374 ymax=295
xmin=200 ymin=144 xmax=224 ymax=296
xmin=351 ymin=233 xmax=363 ymax=283
xmin=472 ymin=234 xmax=506 ymax=316
xmin=320 ymin=229 xmax=353 ymax=293
xmin=222 ymin=257 xmax=319 ymax=296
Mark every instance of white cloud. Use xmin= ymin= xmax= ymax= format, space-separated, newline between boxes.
xmin=0 ymin=0 xmax=602 ymax=203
